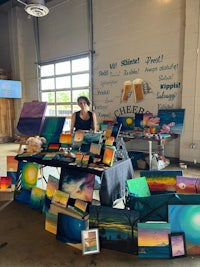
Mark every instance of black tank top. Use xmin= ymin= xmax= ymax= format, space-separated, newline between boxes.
xmin=74 ymin=111 xmax=94 ymax=131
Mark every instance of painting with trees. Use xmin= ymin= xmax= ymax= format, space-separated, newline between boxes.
xmin=89 ymin=205 xmax=139 ymax=254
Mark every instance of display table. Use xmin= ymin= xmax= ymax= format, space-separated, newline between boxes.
xmin=15 ymin=154 xmax=134 ymax=207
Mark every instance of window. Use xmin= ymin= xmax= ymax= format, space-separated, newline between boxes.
xmin=39 ymin=54 xmax=91 ymax=131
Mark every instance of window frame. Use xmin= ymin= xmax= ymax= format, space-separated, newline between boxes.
xmin=38 ymin=52 xmax=92 ymax=131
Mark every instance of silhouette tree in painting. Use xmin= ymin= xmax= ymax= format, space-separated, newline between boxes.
xmin=89 ymin=205 xmax=139 ymax=254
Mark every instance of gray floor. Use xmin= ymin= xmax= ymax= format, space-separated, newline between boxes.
xmin=0 ymin=143 xmax=200 ymax=267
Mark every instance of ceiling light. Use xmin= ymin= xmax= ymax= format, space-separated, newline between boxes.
xmin=25 ymin=3 xmax=49 ymax=17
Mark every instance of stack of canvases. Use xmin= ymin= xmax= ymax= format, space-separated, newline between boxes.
xmin=0 ymin=156 xmax=20 ymax=201
xmin=13 ymin=159 xmax=141 ymax=255
xmin=125 ymin=169 xmax=200 ymax=258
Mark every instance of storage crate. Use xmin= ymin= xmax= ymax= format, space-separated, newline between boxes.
xmin=128 ymin=151 xmax=146 ymax=169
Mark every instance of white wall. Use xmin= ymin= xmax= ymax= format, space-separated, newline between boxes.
xmin=180 ymin=0 xmax=200 ymax=164
xmin=1 ymin=0 xmax=200 ymax=164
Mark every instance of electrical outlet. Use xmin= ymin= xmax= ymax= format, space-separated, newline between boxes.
xmin=190 ymin=143 xmax=196 ymax=149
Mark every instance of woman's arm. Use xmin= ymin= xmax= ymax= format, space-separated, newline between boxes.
xmin=70 ymin=112 xmax=76 ymax=134
xmin=92 ymin=112 xmax=97 ymax=132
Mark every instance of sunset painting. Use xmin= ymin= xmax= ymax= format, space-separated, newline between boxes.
xmin=89 ymin=205 xmax=139 ymax=254
xmin=140 ymin=170 xmax=183 ymax=194
xmin=138 ymin=222 xmax=171 ymax=258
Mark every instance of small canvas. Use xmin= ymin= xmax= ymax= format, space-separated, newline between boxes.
xmin=46 ymin=143 xmax=61 ymax=152
xmin=51 ymin=189 xmax=69 ymax=208
xmin=143 ymin=113 xmax=153 ymax=127
xmin=135 ymin=113 xmax=144 ymax=129
xmin=42 ymin=153 xmax=57 ymax=160
xmin=0 ymin=176 xmax=12 ymax=190
xmin=158 ymin=109 xmax=185 ymax=134
xmin=21 ymin=162 xmax=39 ymax=190
xmin=45 ymin=211 xmax=57 ymax=235
xmin=74 ymin=131 xmax=84 ymax=143
xmin=176 ymin=176 xmax=200 ymax=193
xmin=59 ymin=133 xmax=73 ymax=145
xmin=116 ymin=117 xmax=135 ymax=131
xmin=126 ymin=176 xmax=150 ymax=197
xmin=138 ymin=222 xmax=171 ymax=258
xmin=83 ymin=132 xmax=102 ymax=144
xmin=6 ymin=155 xmax=19 ymax=184
xmin=102 ymin=146 xmax=115 ymax=166
xmin=81 ymin=154 xmax=90 ymax=168
xmin=168 ymin=205 xmax=200 ymax=255
xmin=68 ymin=199 xmax=88 ymax=216
xmin=89 ymin=143 xmax=101 ymax=156
xmin=56 ymin=213 xmax=88 ymax=244
xmin=105 ymin=136 xmax=115 ymax=146
xmin=45 ymin=175 xmax=59 ymax=200
xmin=75 ymin=152 xmax=83 ymax=166
xmin=111 ymin=123 xmax=122 ymax=139
xmin=29 ymin=186 xmax=46 ymax=210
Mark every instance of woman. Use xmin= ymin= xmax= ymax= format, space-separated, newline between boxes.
xmin=70 ymin=96 xmax=97 ymax=133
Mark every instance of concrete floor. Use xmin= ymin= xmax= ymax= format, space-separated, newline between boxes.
xmin=0 ymin=143 xmax=200 ymax=267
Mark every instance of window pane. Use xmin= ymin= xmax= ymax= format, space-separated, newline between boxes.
xmin=72 ymin=57 xmax=89 ymax=72
xmin=63 ymin=118 xmax=71 ymax=132
xmin=72 ymin=104 xmax=80 ymax=113
xmin=72 ymin=89 xmax=89 ymax=102
xmin=72 ymin=74 xmax=89 ymax=87
xmin=56 ymin=76 xmax=71 ymax=89
xmin=55 ymin=61 xmax=70 ymax=75
xmin=41 ymin=92 xmax=55 ymax=103
xmin=56 ymin=91 xmax=71 ymax=103
xmin=41 ymin=64 xmax=54 ymax=77
xmin=45 ymin=105 xmax=56 ymax=116
xmin=57 ymin=105 xmax=71 ymax=116
xmin=41 ymin=78 xmax=55 ymax=90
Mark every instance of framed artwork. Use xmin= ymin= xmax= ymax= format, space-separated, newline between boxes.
xmin=81 ymin=229 xmax=100 ymax=255
xmin=168 ymin=232 xmax=187 ymax=258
